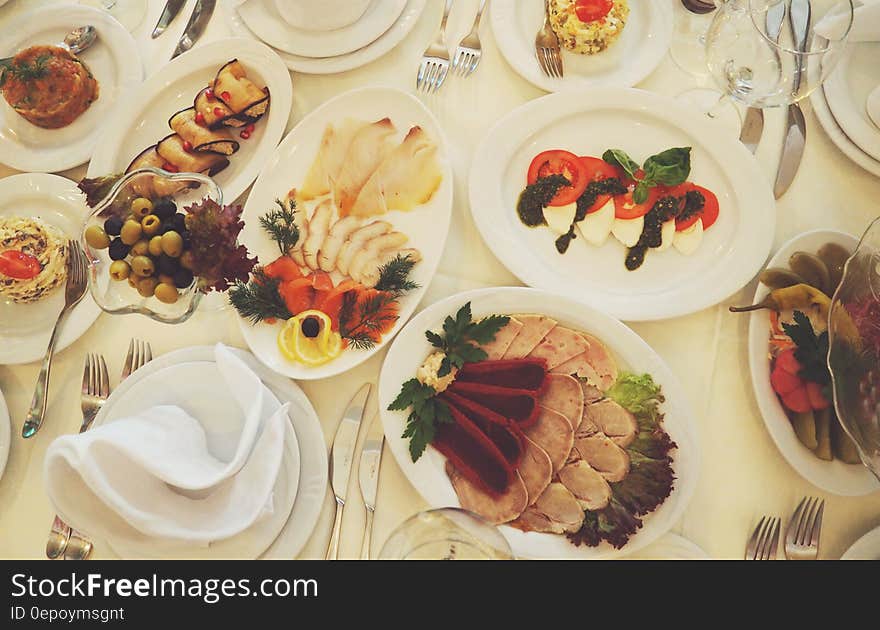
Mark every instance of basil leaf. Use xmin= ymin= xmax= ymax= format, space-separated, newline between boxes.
xmin=642 ymin=147 xmax=691 ymax=187
xmin=602 ymin=149 xmax=640 ymax=179
xmin=633 ymin=182 xmax=650 ymax=205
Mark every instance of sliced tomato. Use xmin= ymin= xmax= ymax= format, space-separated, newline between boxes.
xmin=576 ymin=156 xmax=620 ymax=214
xmin=692 ymin=184 xmax=720 ymax=230
xmin=668 ymin=182 xmax=721 ymax=231
xmin=0 ymin=250 xmax=41 ymax=280
xmin=527 ymin=150 xmax=589 ymax=207
xmin=613 ymin=182 xmax=658 ymax=220
xmin=575 ymin=0 xmax=613 ymax=23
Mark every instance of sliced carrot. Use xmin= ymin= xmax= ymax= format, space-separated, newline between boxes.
xmin=278 ymin=277 xmax=315 ymax=316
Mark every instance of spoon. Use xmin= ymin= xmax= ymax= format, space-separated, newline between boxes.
xmin=0 ymin=25 xmax=97 ymax=68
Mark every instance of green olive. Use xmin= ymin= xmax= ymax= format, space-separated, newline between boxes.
xmin=148 ymin=235 xmax=164 ymax=257
xmin=789 ymin=251 xmax=832 ymax=295
xmin=141 ymin=214 xmax=162 ymax=237
xmin=817 ymin=243 xmax=852 ymax=291
xmin=759 ymin=267 xmax=807 ymax=291
xmin=109 ymin=260 xmax=131 ymax=281
xmin=137 ymin=276 xmax=158 ymax=298
xmin=127 ymin=275 xmax=139 ymax=289
xmin=130 ymin=239 xmax=150 ymax=257
xmin=154 ymin=283 xmax=180 ymax=304
xmin=130 ymin=255 xmax=155 ymax=278
xmin=131 ymin=197 xmax=154 ymax=219
xmin=179 ymin=250 xmax=195 ymax=270
xmin=120 ymin=219 xmax=143 ymax=246
xmin=84 ymin=225 xmax=110 ymax=250
xmin=158 ymin=273 xmax=175 ymax=286
xmin=161 ymin=231 xmax=184 ymax=258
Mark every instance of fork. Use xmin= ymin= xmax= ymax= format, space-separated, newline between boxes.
xmin=535 ymin=0 xmax=563 ymax=79
xmin=121 ymin=338 xmax=153 ymax=380
xmin=452 ymin=0 xmax=487 ymax=77
xmin=745 ymin=516 xmax=781 ymax=560
xmin=784 ymin=497 xmax=825 ymax=560
xmin=417 ymin=0 xmax=455 ymax=93
xmin=23 ymin=241 xmax=88 ymax=439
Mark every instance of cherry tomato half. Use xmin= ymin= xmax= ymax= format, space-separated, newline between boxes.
xmin=578 ymin=156 xmax=621 ymax=214
xmin=0 ymin=250 xmax=41 ymax=280
xmin=527 ymin=150 xmax=589 ymax=207
xmin=575 ymin=0 xmax=614 ymax=23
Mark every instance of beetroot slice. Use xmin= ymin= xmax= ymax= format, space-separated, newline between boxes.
xmin=440 ymin=391 xmax=524 ymax=468
xmin=433 ymin=403 xmax=513 ymax=496
xmin=447 ymin=381 xmax=540 ymax=428
xmin=456 ymin=358 xmax=549 ymax=392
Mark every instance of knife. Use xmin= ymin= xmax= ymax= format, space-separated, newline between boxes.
xmin=357 ymin=413 xmax=384 ymax=560
xmin=171 ymin=0 xmax=216 ymax=60
xmin=739 ymin=107 xmax=764 ymax=154
xmin=325 ymin=382 xmax=372 ymax=560
xmin=151 ymin=0 xmax=186 ymax=39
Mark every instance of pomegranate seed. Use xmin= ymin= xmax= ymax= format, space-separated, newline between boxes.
xmin=221 ymin=91 xmax=231 ymax=101
xmin=162 ymin=162 xmax=179 ymax=173
xmin=240 ymin=131 xmax=251 ymax=140
xmin=182 ymin=140 xmax=193 ymax=153
xmin=245 ymin=123 xmax=255 ymax=133
xmin=213 ymin=107 xmax=225 ymax=118
xmin=195 ymin=111 xmax=205 ymax=125
xmin=205 ymin=87 xmax=214 ymax=99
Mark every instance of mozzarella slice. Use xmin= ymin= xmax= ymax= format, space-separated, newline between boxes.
xmin=611 ymin=216 xmax=644 ymax=248
xmin=655 ymin=219 xmax=676 ymax=252
xmin=577 ymin=198 xmax=614 ymax=246
xmin=673 ymin=219 xmax=703 ymax=255
xmin=543 ymin=202 xmax=577 ymax=235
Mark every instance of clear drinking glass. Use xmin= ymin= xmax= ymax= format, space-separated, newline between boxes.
xmin=78 ymin=0 xmax=148 ymax=32
xmin=378 ymin=508 xmax=514 ymax=560
xmin=670 ymin=0 xmax=724 ymax=78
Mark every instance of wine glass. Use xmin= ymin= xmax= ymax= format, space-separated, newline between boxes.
xmin=378 ymin=508 xmax=514 ymax=560
xmin=670 ymin=0 xmax=725 ymax=78
xmin=78 ymin=0 xmax=148 ymax=32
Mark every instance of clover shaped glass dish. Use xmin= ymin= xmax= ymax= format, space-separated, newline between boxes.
xmin=80 ymin=168 xmax=223 ymax=324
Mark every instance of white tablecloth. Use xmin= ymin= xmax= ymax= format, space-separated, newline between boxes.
xmin=1 ymin=0 xmax=879 ymax=560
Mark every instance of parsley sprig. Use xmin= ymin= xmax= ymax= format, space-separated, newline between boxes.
xmin=390 ymin=379 xmax=454 ymax=461
xmin=782 ymin=310 xmax=830 ymax=385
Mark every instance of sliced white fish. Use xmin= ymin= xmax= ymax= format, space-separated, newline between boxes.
xmin=300 ymin=119 xmax=368 ymax=200
xmin=333 ymin=118 xmax=396 ymax=216
xmin=318 ymin=215 xmax=360 ymax=273
xmin=359 ymin=247 xmax=422 ymax=289
xmin=349 ymin=232 xmax=408 ymax=284
xmin=301 ymin=200 xmax=334 ymax=271
xmin=336 ymin=221 xmax=391 ymax=276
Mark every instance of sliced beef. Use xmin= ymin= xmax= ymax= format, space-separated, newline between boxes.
xmin=538 ymin=374 xmax=584 ymax=430
xmin=447 ymin=463 xmax=528 ymax=525
xmin=522 ymin=405 xmax=575 ymax=474
xmin=440 ymin=391 xmax=524 ymax=467
xmin=447 ymin=381 xmax=539 ymax=427
xmin=456 ymin=358 xmax=548 ymax=392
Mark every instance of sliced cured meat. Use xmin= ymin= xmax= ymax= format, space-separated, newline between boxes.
xmin=579 ymin=380 xmax=604 ymax=404
xmin=584 ymin=399 xmax=638 ymax=448
xmin=333 ymin=118 xmax=396 ymax=216
xmin=440 ymin=391 xmax=524 ymax=467
xmin=481 ymin=317 xmax=523 ymax=360
xmin=571 ymin=434 xmax=630 ymax=482
xmin=558 ymin=460 xmax=612 ymax=510
xmin=456 ymin=358 xmax=548 ymax=392
xmin=581 ymin=334 xmax=618 ymax=390
xmin=447 ymin=381 xmax=539 ymax=427
xmin=551 ymin=351 xmax=603 ymax=384
xmin=527 ymin=326 xmax=589 ymax=370
xmin=300 ymin=119 xmax=369 ymax=200
xmin=511 ymin=483 xmax=584 ymax=534
xmin=522 ymin=405 xmax=575 ymax=474
xmin=447 ymin=462 xmax=528 ymax=525
xmin=502 ymin=315 xmax=557 ymax=359
xmin=538 ymin=374 xmax=584 ymax=430
xmin=517 ymin=436 xmax=553 ymax=505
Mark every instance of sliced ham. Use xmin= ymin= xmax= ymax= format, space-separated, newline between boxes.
xmin=333 ymin=118 xmax=396 ymax=216
xmin=584 ymin=399 xmax=638 ymax=448
xmin=502 ymin=315 xmax=557 ymax=359
xmin=527 ymin=326 xmax=589 ymax=370
xmin=447 ymin=463 xmax=528 ymax=525
xmin=481 ymin=317 xmax=523 ymax=360
xmin=558 ymin=460 xmax=612 ymax=510
xmin=580 ymin=380 xmax=604 ymax=404
xmin=571 ymin=434 xmax=630 ymax=482
xmin=511 ymin=483 xmax=584 ymax=534
xmin=538 ymin=374 xmax=584 ymax=430
xmin=550 ymin=333 xmax=618 ymax=391
xmin=522 ymin=405 xmax=574 ymax=474
xmin=517 ymin=436 xmax=553 ymax=505
xmin=456 ymin=358 xmax=547 ymax=392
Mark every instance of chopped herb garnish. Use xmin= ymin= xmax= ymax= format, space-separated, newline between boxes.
xmin=375 ymin=254 xmax=420 ymax=297
xmin=229 ymin=270 xmax=292 ymax=324
xmin=338 ymin=290 xmax=399 ymax=351
xmin=259 ymin=198 xmax=300 ymax=255
xmin=782 ymin=310 xmax=830 ymax=385
xmin=390 ymin=379 xmax=454 ymax=461
xmin=426 ymin=302 xmax=510 ymax=377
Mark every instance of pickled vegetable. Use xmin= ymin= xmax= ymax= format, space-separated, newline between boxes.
xmin=830 ymin=411 xmax=862 ymax=464
xmin=730 ymin=284 xmax=830 ymax=316
xmin=155 ymin=283 xmax=179 ymax=304
xmin=817 ymin=242 xmax=852 ymax=291
xmin=759 ymin=267 xmax=806 ymax=291
xmin=814 ymin=408 xmax=833 ymax=461
xmin=120 ymin=219 xmax=143 ymax=246
xmin=131 ymin=197 xmax=154 ymax=218
xmin=790 ymin=410 xmax=818 ymax=450
xmin=141 ymin=214 xmax=162 ymax=237
xmin=148 ymin=235 xmax=163 ymax=257
xmin=109 ymin=260 xmax=131 ymax=281
xmin=131 ymin=255 xmax=155 ymax=278
xmin=130 ymin=239 xmax=150 ymax=257
xmin=789 ymin=252 xmax=832 ymax=295
xmin=161 ymin=231 xmax=184 ymax=258
xmin=137 ymin=276 xmax=158 ymax=298
xmin=84 ymin=225 xmax=110 ymax=250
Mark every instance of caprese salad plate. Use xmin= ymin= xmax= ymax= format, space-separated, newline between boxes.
xmin=469 ymin=88 xmax=776 ymax=321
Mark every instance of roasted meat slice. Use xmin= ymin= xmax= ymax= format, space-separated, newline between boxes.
xmin=527 ymin=326 xmax=589 ymax=370
xmin=447 ymin=462 xmax=528 ymax=525
xmin=571 ymin=434 xmax=630 ymax=482
xmin=584 ymin=399 xmax=638 ymax=448
xmin=456 ymin=358 xmax=548 ymax=392
xmin=511 ymin=483 xmax=585 ymax=534
xmin=522 ymin=405 xmax=575 ymax=474
xmin=502 ymin=315 xmax=557 ymax=359
xmin=447 ymin=381 xmax=539 ymax=427
xmin=538 ymin=374 xmax=584 ymax=430
xmin=558 ymin=460 xmax=612 ymax=510
xmin=517 ymin=436 xmax=553 ymax=505
xmin=441 ymin=391 xmax=524 ymax=468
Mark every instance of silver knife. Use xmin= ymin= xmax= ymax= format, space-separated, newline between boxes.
xmin=171 ymin=0 xmax=216 ymax=60
xmin=739 ymin=107 xmax=764 ymax=154
xmin=151 ymin=0 xmax=186 ymax=39
xmin=325 ymin=382 xmax=372 ymax=560
xmin=357 ymin=413 xmax=384 ymax=560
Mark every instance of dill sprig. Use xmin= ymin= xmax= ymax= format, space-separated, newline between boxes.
xmin=0 ymin=53 xmax=51 ymax=87
xmin=228 ymin=270 xmax=292 ymax=324
xmin=375 ymin=254 xmax=420 ymax=297
xmin=339 ymin=290 xmax=400 ymax=351
xmin=259 ymin=198 xmax=300 ymax=254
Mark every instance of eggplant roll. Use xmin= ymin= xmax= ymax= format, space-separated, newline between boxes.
xmin=213 ymin=60 xmax=270 ymax=121
xmin=168 ymin=107 xmax=239 ymax=155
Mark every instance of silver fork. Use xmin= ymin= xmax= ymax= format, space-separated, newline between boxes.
xmin=417 ymin=0 xmax=454 ymax=93
xmin=784 ymin=497 xmax=825 ymax=560
xmin=535 ymin=0 xmax=563 ymax=79
xmin=745 ymin=516 xmax=781 ymax=560
xmin=23 ymin=241 xmax=88 ymax=439
xmin=121 ymin=338 xmax=153 ymax=380
xmin=452 ymin=0 xmax=487 ymax=77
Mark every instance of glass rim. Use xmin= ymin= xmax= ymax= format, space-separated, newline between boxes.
xmin=748 ymin=0 xmax=855 ymax=56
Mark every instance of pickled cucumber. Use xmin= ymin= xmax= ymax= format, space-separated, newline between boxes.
xmin=817 ymin=242 xmax=852 ymax=292
xmin=830 ymin=410 xmax=863 ymax=464
xmin=790 ymin=411 xmax=818 ymax=450
xmin=759 ymin=267 xmax=806 ymax=290
xmin=789 ymin=252 xmax=832 ymax=295
xmin=814 ymin=408 xmax=833 ymax=461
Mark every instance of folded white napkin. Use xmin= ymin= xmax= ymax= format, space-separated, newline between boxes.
xmin=44 ymin=344 xmax=288 ymax=546
xmin=815 ymin=0 xmax=880 ymax=43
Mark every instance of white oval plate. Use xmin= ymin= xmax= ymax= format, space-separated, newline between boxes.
xmin=469 ymin=88 xmax=776 ymax=322
xmin=239 ymin=87 xmax=453 ymax=380
xmin=0 ymin=173 xmax=101 ymax=365
xmin=491 ymin=0 xmax=672 ymax=93
xmin=748 ymin=229 xmax=880 ymax=496
xmin=378 ymin=287 xmax=700 ymax=560
xmin=87 ymin=38 xmax=292 ymax=204
xmin=0 ymin=4 xmax=142 ymax=172
xmin=224 ymin=0 xmax=426 ymax=75
xmin=0 ymin=385 xmax=9 ymax=483
xmin=238 ymin=0 xmax=406 ymax=58
xmin=841 ymin=525 xmax=880 ymax=560
xmin=823 ymin=43 xmax=880 ymax=162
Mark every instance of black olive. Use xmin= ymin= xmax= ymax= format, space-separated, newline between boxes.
xmin=108 ymin=239 xmax=130 ymax=261
xmin=157 ymin=254 xmax=179 ymax=276
xmin=301 ymin=317 xmax=321 ymax=339
xmin=180 ymin=230 xmax=191 ymax=249
xmin=104 ymin=216 xmax=124 ymax=236
xmin=152 ymin=199 xmax=177 ymax=220
xmin=173 ymin=268 xmax=194 ymax=289
xmin=171 ymin=213 xmax=187 ymax=233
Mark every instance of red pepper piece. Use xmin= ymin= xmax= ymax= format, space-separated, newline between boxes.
xmin=182 ymin=140 xmax=193 ymax=153
xmin=456 ymin=358 xmax=549 ymax=392
xmin=441 ymin=391 xmax=524 ymax=467
xmin=447 ymin=381 xmax=540 ymax=428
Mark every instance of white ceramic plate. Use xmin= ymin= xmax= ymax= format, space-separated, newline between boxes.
xmin=747 ymin=229 xmax=880 ymax=496
xmin=813 ymin=82 xmax=880 ymax=177
xmin=224 ymin=0 xmax=426 ymax=75
xmin=0 ymin=173 xmax=102 ymax=365
xmin=841 ymin=524 xmax=880 ymax=559
xmin=623 ymin=533 xmax=709 ymax=560
xmin=823 ymin=43 xmax=880 ymax=162
xmin=89 ymin=346 xmax=327 ymax=559
xmin=239 ymin=87 xmax=453 ymax=380
xmin=238 ymin=0 xmax=406 ymax=58
xmin=0 ymin=5 xmax=142 ymax=172
xmin=378 ymin=287 xmax=700 ymax=560
xmin=0 ymin=385 xmax=9 ymax=483
xmin=469 ymin=88 xmax=776 ymax=322
xmin=491 ymin=0 xmax=672 ymax=93
xmin=87 ymin=38 xmax=292 ymax=204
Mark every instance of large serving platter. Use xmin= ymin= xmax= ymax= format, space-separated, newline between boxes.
xmin=378 ymin=287 xmax=700 ymax=559
xmin=469 ymin=87 xmax=776 ymax=321
xmin=88 ymin=38 xmax=292 ymax=204
xmin=823 ymin=42 xmax=880 ymax=162
xmin=238 ymin=86 xmax=453 ymax=380
xmin=747 ymin=229 xmax=880 ymax=496
xmin=841 ymin=524 xmax=880 ymax=560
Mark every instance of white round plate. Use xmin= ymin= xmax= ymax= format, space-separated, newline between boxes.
xmin=0 ymin=386 xmax=9 ymax=483
xmin=378 ymin=287 xmax=700 ymax=560
xmin=225 ymin=0 xmax=426 ymax=75
xmin=89 ymin=346 xmax=327 ymax=559
xmin=841 ymin=525 xmax=880 ymax=560
xmin=623 ymin=533 xmax=709 ymax=560
xmin=0 ymin=5 xmax=142 ymax=172
xmin=813 ymin=83 xmax=880 ymax=177
xmin=469 ymin=88 xmax=776 ymax=322
xmin=0 ymin=173 xmax=102 ymax=365
xmin=238 ymin=0 xmax=406 ymax=58
xmin=87 ymin=38 xmax=292 ymax=204
xmin=239 ymin=87 xmax=453 ymax=380
xmin=823 ymin=43 xmax=880 ymax=162
xmin=491 ymin=0 xmax=673 ymax=93
xmin=748 ymin=229 xmax=880 ymax=496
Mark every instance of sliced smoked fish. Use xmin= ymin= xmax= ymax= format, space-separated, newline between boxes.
xmin=447 ymin=381 xmax=539 ymax=428
xmin=333 ymin=117 xmax=396 ymax=216
xmin=456 ymin=358 xmax=548 ymax=392
xmin=440 ymin=391 xmax=524 ymax=468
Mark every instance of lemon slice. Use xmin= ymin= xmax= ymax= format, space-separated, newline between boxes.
xmin=277 ymin=318 xmax=303 ymax=362
xmin=277 ymin=311 xmax=343 ymax=366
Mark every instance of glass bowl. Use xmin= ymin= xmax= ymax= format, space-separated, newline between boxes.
xmin=378 ymin=508 xmax=514 ymax=560
xmin=80 ymin=168 xmax=223 ymax=324
xmin=828 ymin=217 xmax=880 ymax=481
